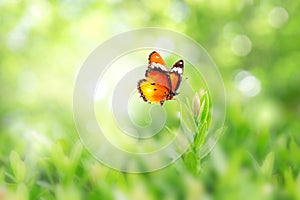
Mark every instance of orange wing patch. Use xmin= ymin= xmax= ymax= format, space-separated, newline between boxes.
xmin=138 ymin=79 xmax=170 ymax=105
xmin=170 ymin=60 xmax=184 ymax=91
xmin=169 ymin=73 xmax=180 ymax=92
xmin=145 ymin=68 xmax=171 ymax=90
xmin=149 ymin=51 xmax=166 ymax=66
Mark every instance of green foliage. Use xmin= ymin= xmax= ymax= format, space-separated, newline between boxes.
xmin=180 ymin=90 xmax=212 ymax=175
xmin=261 ymin=152 xmax=274 ymax=179
xmin=10 ymin=151 xmax=26 ymax=183
xmin=1 ymin=0 xmax=300 ymax=199
xmin=180 ymin=102 xmax=197 ymax=139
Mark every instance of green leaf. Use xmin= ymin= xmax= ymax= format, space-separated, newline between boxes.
xmin=193 ymin=121 xmax=208 ymax=151
xmin=198 ymin=127 xmax=225 ymax=159
xmin=55 ymin=185 xmax=81 ymax=200
xmin=70 ymin=141 xmax=83 ymax=164
xmin=10 ymin=151 xmax=26 ymax=183
xmin=284 ymin=168 xmax=296 ymax=195
xmin=184 ymin=151 xmax=198 ymax=174
xmin=197 ymin=99 xmax=205 ymax=124
xmin=261 ymin=152 xmax=275 ymax=178
xmin=51 ymin=140 xmax=65 ymax=171
xmin=16 ymin=183 xmax=29 ymax=200
xmin=0 ymin=167 xmax=4 ymax=182
xmin=197 ymin=92 xmax=210 ymax=125
xmin=192 ymin=92 xmax=201 ymax=118
xmin=180 ymin=102 xmax=197 ymax=135
xmin=247 ymin=151 xmax=261 ymax=172
xmin=296 ymin=172 xmax=300 ymax=198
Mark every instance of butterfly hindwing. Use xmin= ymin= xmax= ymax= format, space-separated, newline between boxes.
xmin=169 ymin=60 xmax=184 ymax=92
xmin=137 ymin=79 xmax=170 ymax=105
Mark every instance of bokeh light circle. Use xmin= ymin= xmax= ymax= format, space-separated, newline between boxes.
xmin=73 ymin=28 xmax=226 ymax=173
xmin=268 ymin=7 xmax=289 ymax=29
xmin=231 ymin=34 xmax=252 ymax=56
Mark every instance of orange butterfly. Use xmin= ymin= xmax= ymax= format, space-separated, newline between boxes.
xmin=137 ymin=51 xmax=184 ymax=106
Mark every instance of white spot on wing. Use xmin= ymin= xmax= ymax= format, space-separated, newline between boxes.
xmin=149 ymin=63 xmax=168 ymax=71
xmin=171 ymin=67 xmax=183 ymax=74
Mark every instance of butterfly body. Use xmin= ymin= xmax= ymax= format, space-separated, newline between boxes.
xmin=137 ymin=51 xmax=184 ymax=106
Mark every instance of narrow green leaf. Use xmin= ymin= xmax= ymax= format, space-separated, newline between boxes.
xmin=193 ymin=121 xmax=208 ymax=151
xmin=0 ymin=167 xmax=4 ymax=182
xmin=206 ymin=110 xmax=212 ymax=128
xmin=192 ymin=92 xmax=201 ymax=119
xmin=180 ymin=102 xmax=197 ymax=135
xmin=65 ymin=142 xmax=83 ymax=181
xmin=261 ymin=152 xmax=275 ymax=178
xmin=16 ymin=183 xmax=29 ymax=200
xmin=296 ymin=172 xmax=300 ymax=198
xmin=10 ymin=151 xmax=26 ymax=183
xmin=198 ymin=127 xmax=225 ymax=159
xmin=284 ymin=168 xmax=296 ymax=195
xmin=55 ymin=185 xmax=81 ymax=200
xmin=203 ymin=93 xmax=211 ymax=122
xmin=290 ymin=139 xmax=299 ymax=152
xmin=197 ymin=92 xmax=210 ymax=125
xmin=51 ymin=140 xmax=65 ymax=171
xmin=247 ymin=151 xmax=261 ymax=173
xmin=184 ymin=151 xmax=198 ymax=174
xmin=70 ymin=142 xmax=83 ymax=164
xmin=197 ymin=99 xmax=205 ymax=124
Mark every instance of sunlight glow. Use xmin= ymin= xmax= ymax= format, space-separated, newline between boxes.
xmin=95 ymin=80 xmax=108 ymax=101
xmin=18 ymin=71 xmax=37 ymax=93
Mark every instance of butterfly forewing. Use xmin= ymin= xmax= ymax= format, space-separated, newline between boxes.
xmin=149 ymin=51 xmax=166 ymax=66
xmin=145 ymin=68 xmax=171 ymax=91
xmin=148 ymin=51 xmax=168 ymax=71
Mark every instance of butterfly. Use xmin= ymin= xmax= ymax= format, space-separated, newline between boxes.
xmin=137 ymin=51 xmax=184 ymax=106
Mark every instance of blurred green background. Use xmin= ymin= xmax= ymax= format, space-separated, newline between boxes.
xmin=1 ymin=0 xmax=300 ymax=199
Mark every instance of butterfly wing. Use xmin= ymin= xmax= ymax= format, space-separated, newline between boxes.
xmin=169 ymin=60 xmax=184 ymax=92
xmin=147 ymin=51 xmax=171 ymax=90
xmin=148 ymin=51 xmax=168 ymax=71
xmin=137 ymin=79 xmax=170 ymax=105
xmin=138 ymin=58 xmax=171 ymax=105
xmin=137 ymin=51 xmax=182 ymax=105
xmin=145 ymin=67 xmax=171 ymax=90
